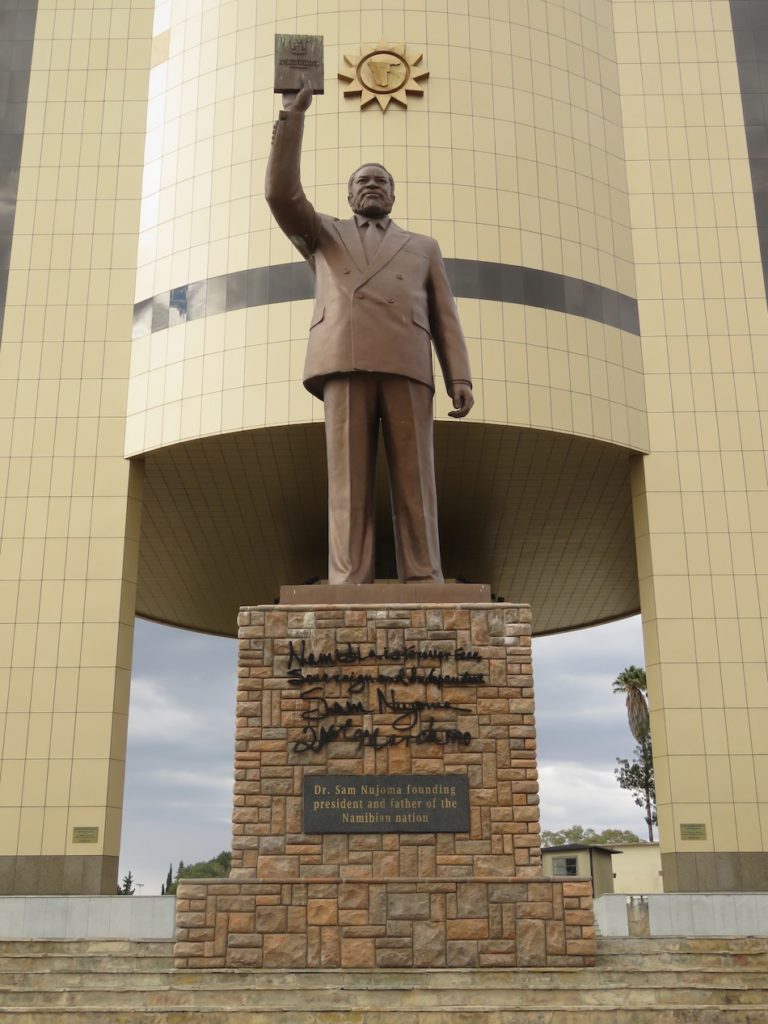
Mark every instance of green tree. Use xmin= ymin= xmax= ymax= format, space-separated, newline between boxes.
xmin=117 ymin=871 xmax=135 ymax=895
xmin=165 ymin=852 xmax=231 ymax=895
xmin=541 ymin=825 xmax=642 ymax=847
xmin=164 ymin=861 xmax=183 ymax=897
xmin=596 ymin=828 xmax=644 ymax=845
xmin=616 ymin=741 xmax=656 ymax=842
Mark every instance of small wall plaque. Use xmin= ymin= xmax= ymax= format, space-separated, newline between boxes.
xmin=72 ymin=826 xmax=99 ymax=844
xmin=274 ymin=34 xmax=324 ymax=94
xmin=680 ymin=823 xmax=707 ymax=840
xmin=303 ymin=774 xmax=469 ymax=833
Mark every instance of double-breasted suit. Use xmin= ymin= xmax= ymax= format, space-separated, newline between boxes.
xmin=266 ymin=107 xmax=472 ymax=583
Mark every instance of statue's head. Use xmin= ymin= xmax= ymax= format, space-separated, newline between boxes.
xmin=348 ymin=163 xmax=395 ymax=218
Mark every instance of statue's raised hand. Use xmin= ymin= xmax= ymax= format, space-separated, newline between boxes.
xmin=282 ymin=76 xmax=314 ymax=112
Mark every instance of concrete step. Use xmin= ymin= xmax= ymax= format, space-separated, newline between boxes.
xmin=2 ymin=938 xmax=767 ymax=973
xmin=2 ymin=967 xmax=768 ymax=991
xmin=0 ymin=937 xmax=765 ymax=1023
xmin=0 ymin=939 xmax=174 ymax=976
xmin=4 ymin=957 xmax=767 ymax=978
xmin=0 ymin=953 xmax=175 ymax=974
xmin=596 ymin=938 xmax=768 ymax=971
xmin=0 ymin=982 xmax=765 ymax=1010
xmin=597 ymin=937 xmax=768 ymax=957
xmin=1 ymin=1008 xmax=767 ymax=1023
xmin=0 ymin=940 xmax=173 ymax=956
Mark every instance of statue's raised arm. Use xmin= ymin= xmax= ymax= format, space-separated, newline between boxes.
xmin=265 ymin=77 xmax=319 ymax=259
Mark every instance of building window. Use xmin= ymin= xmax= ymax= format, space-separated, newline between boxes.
xmin=552 ymin=856 xmax=578 ymax=877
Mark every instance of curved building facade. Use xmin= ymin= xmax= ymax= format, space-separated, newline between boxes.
xmin=0 ymin=0 xmax=767 ymax=893
xmin=128 ymin=0 xmax=648 ymax=636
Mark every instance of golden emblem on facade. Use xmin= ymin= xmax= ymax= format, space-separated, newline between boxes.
xmin=339 ymin=42 xmax=429 ymax=110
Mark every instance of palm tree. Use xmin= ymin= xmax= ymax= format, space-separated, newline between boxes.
xmin=613 ymin=665 xmax=655 ymax=840
xmin=612 ymin=665 xmax=649 ymax=744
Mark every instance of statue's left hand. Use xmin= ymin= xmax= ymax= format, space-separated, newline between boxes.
xmin=282 ymin=76 xmax=314 ymax=112
xmin=448 ymin=383 xmax=473 ymax=418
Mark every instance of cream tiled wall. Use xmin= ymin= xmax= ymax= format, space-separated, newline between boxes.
xmin=9 ymin=0 xmax=765 ymax=894
xmin=616 ymin=0 xmax=768 ymax=883
xmin=125 ymin=0 xmax=648 ymax=457
xmin=0 ymin=0 xmax=152 ymax=887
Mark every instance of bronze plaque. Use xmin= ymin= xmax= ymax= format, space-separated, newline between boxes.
xmin=680 ymin=823 xmax=707 ymax=840
xmin=72 ymin=826 xmax=99 ymax=844
xmin=275 ymin=34 xmax=324 ymax=94
xmin=303 ymin=774 xmax=469 ymax=833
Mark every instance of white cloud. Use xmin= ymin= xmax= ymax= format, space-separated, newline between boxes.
xmin=538 ymin=760 xmax=648 ymax=837
xmin=149 ymin=768 xmax=233 ymax=793
xmin=127 ymin=676 xmax=208 ymax=742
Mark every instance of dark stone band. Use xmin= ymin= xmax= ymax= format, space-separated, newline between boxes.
xmin=133 ymin=260 xmax=641 ymax=339
xmin=0 ymin=0 xmax=39 ymax=341
xmin=661 ymin=850 xmax=768 ymax=892
xmin=730 ymin=0 xmax=768 ymax=301
xmin=0 ymin=854 xmax=119 ymax=895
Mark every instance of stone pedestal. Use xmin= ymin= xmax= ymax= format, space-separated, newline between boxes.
xmin=174 ymin=603 xmax=596 ymax=968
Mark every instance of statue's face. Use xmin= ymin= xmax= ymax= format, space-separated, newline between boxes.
xmin=348 ymin=164 xmax=395 ymax=218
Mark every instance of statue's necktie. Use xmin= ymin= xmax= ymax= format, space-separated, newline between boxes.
xmin=361 ymin=221 xmax=383 ymax=263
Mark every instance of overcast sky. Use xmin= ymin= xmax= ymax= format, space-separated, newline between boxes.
xmin=118 ymin=613 xmax=646 ymax=894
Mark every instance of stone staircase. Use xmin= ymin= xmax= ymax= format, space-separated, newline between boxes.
xmin=0 ymin=936 xmax=766 ymax=1021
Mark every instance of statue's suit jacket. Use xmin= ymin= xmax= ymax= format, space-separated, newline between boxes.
xmin=265 ymin=109 xmax=472 ymax=399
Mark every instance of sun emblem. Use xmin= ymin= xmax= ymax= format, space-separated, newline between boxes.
xmin=339 ymin=42 xmax=429 ymax=110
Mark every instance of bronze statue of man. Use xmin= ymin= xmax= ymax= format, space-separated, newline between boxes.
xmin=266 ymin=79 xmax=473 ymax=585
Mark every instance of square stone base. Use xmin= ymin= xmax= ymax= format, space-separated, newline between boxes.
xmin=174 ymin=876 xmax=596 ymax=969
xmin=175 ymin=601 xmax=595 ymax=969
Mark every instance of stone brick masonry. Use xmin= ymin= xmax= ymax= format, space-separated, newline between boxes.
xmin=174 ymin=603 xmax=596 ymax=969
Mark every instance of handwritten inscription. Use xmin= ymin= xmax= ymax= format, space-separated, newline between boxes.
xmin=293 ymin=718 xmax=472 ymax=753
xmin=287 ymin=640 xmax=485 ymax=754
xmin=288 ymin=640 xmax=482 ymax=666
xmin=303 ymin=774 xmax=469 ymax=833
